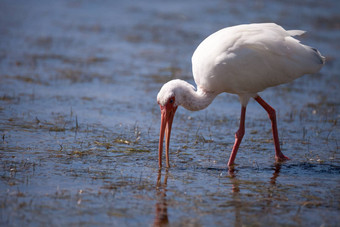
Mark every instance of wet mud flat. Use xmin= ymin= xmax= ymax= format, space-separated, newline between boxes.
xmin=1 ymin=0 xmax=340 ymax=226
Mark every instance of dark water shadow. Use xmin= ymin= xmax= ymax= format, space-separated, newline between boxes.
xmin=283 ymin=162 xmax=340 ymax=175
xmin=153 ymin=168 xmax=169 ymax=227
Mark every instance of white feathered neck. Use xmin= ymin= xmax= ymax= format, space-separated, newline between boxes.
xmin=157 ymin=79 xmax=217 ymax=111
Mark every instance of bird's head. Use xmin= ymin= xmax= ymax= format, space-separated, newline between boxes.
xmin=157 ymin=79 xmax=193 ymax=106
xmin=156 ymin=79 xmax=201 ymax=168
xmin=156 ymin=80 xmax=182 ymax=168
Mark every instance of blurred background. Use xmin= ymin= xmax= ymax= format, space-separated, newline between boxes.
xmin=0 ymin=0 xmax=339 ymax=226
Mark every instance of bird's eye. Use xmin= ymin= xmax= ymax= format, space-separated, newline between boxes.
xmin=169 ymin=98 xmax=174 ymax=104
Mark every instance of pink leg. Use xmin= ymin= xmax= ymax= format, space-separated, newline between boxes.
xmin=254 ymin=96 xmax=289 ymax=162
xmin=228 ymin=106 xmax=246 ymax=167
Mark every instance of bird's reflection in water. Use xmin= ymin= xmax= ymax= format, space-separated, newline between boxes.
xmin=227 ymin=164 xmax=283 ymax=227
xmin=153 ymin=168 xmax=169 ymax=227
xmin=228 ymin=167 xmax=242 ymax=227
xmin=270 ymin=163 xmax=282 ymax=185
xmin=265 ymin=163 xmax=282 ymax=214
xmin=152 ymin=165 xmax=282 ymax=226
xmin=228 ymin=167 xmax=240 ymax=193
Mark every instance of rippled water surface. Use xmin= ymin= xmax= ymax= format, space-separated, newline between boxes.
xmin=1 ymin=0 xmax=339 ymax=226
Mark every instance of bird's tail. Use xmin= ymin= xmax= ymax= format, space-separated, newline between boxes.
xmin=301 ymin=46 xmax=325 ymax=75
xmin=287 ymin=29 xmax=325 ymax=70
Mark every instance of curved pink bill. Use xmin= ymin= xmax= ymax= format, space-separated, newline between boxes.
xmin=158 ymin=105 xmax=177 ymax=168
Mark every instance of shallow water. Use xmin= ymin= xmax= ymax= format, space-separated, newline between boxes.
xmin=1 ymin=0 xmax=339 ymax=226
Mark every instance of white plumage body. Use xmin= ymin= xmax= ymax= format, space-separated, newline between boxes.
xmin=192 ymin=23 xmax=324 ymax=104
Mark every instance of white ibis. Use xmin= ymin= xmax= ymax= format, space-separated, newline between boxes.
xmin=157 ymin=23 xmax=325 ymax=168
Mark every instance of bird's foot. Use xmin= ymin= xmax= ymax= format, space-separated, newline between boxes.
xmin=275 ymin=153 xmax=290 ymax=163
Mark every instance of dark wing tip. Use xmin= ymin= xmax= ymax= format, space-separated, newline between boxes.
xmin=311 ymin=47 xmax=326 ymax=64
